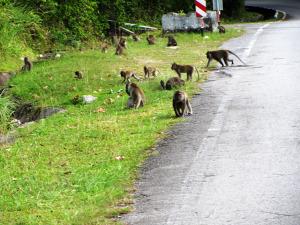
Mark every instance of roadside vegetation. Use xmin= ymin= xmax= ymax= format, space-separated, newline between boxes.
xmin=0 ymin=29 xmax=242 ymax=224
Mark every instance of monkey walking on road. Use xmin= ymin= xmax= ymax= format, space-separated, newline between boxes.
xmin=206 ymin=50 xmax=246 ymax=67
xmin=173 ymin=91 xmax=193 ymax=117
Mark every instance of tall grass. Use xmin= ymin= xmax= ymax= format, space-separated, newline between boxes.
xmin=0 ymin=96 xmax=15 ymax=134
xmin=0 ymin=4 xmax=43 ymax=71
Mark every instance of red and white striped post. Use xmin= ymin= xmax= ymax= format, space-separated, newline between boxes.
xmin=195 ymin=0 xmax=207 ymax=28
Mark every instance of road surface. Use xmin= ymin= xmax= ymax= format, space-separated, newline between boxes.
xmin=124 ymin=1 xmax=300 ymax=224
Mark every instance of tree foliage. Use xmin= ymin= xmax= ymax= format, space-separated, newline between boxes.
xmin=2 ymin=0 xmax=244 ymax=47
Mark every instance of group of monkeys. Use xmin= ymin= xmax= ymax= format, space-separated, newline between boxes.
xmin=109 ymin=33 xmax=246 ymax=117
xmin=18 ymin=31 xmax=245 ymax=118
xmin=100 ymin=34 xmax=179 ymax=55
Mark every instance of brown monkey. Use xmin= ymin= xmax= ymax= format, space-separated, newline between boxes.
xmin=206 ymin=50 xmax=246 ymax=67
xmin=171 ymin=63 xmax=200 ymax=81
xmin=120 ymin=70 xmax=141 ymax=83
xmin=118 ymin=37 xmax=127 ymax=49
xmin=144 ymin=66 xmax=159 ymax=79
xmin=21 ymin=57 xmax=32 ymax=71
xmin=167 ymin=35 xmax=177 ymax=47
xmin=173 ymin=91 xmax=193 ymax=117
xmin=74 ymin=71 xmax=83 ymax=79
xmin=160 ymin=77 xmax=185 ymax=90
xmin=147 ymin=35 xmax=155 ymax=45
xmin=218 ymin=25 xmax=226 ymax=34
xmin=126 ymin=80 xmax=145 ymax=109
xmin=101 ymin=43 xmax=109 ymax=53
xmin=132 ymin=34 xmax=140 ymax=42
xmin=115 ymin=45 xmax=124 ymax=55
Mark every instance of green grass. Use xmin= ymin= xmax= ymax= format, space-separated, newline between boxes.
xmin=0 ymin=29 xmax=242 ymax=224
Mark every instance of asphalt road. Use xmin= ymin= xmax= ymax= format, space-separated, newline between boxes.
xmin=124 ymin=1 xmax=300 ymax=224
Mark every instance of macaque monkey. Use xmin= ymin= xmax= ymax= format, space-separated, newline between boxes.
xmin=126 ymin=80 xmax=145 ymax=109
xmin=101 ymin=43 xmax=109 ymax=53
xmin=160 ymin=77 xmax=185 ymax=90
xmin=21 ymin=57 xmax=32 ymax=71
xmin=218 ymin=25 xmax=226 ymax=34
xmin=206 ymin=50 xmax=246 ymax=67
xmin=173 ymin=91 xmax=193 ymax=117
xmin=74 ymin=71 xmax=83 ymax=79
xmin=167 ymin=35 xmax=177 ymax=47
xmin=147 ymin=35 xmax=155 ymax=45
xmin=144 ymin=66 xmax=159 ymax=79
xmin=120 ymin=70 xmax=141 ymax=83
xmin=171 ymin=63 xmax=200 ymax=81
xmin=115 ymin=45 xmax=124 ymax=55
xmin=118 ymin=37 xmax=127 ymax=49
xmin=132 ymin=34 xmax=140 ymax=42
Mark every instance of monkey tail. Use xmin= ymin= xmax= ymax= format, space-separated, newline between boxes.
xmin=227 ymin=50 xmax=247 ymax=65
xmin=194 ymin=67 xmax=201 ymax=81
xmin=160 ymin=80 xmax=166 ymax=90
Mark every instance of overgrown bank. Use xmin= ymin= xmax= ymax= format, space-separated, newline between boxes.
xmin=0 ymin=29 xmax=242 ymax=224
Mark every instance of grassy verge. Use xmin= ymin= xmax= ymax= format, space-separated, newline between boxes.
xmin=0 ymin=29 xmax=242 ymax=224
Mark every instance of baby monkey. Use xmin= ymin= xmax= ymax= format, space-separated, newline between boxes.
xmin=120 ymin=70 xmax=141 ymax=83
xmin=167 ymin=35 xmax=177 ymax=47
xmin=74 ymin=71 xmax=83 ymax=79
xmin=21 ymin=57 xmax=32 ymax=71
xmin=144 ymin=66 xmax=159 ymax=79
xmin=147 ymin=35 xmax=156 ymax=45
xmin=126 ymin=80 xmax=145 ymax=109
xmin=160 ymin=77 xmax=185 ymax=90
xmin=206 ymin=50 xmax=246 ymax=67
xmin=173 ymin=91 xmax=193 ymax=117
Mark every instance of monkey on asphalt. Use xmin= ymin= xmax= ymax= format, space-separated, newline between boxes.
xmin=160 ymin=77 xmax=185 ymax=90
xmin=173 ymin=91 xmax=193 ymax=117
xmin=206 ymin=50 xmax=246 ymax=67
xmin=147 ymin=35 xmax=155 ymax=45
xmin=167 ymin=35 xmax=177 ymax=47
xmin=126 ymin=80 xmax=145 ymax=109
xmin=74 ymin=71 xmax=83 ymax=79
xmin=144 ymin=66 xmax=159 ymax=79
xmin=171 ymin=63 xmax=200 ymax=81
xmin=120 ymin=70 xmax=141 ymax=83
xmin=21 ymin=57 xmax=32 ymax=71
